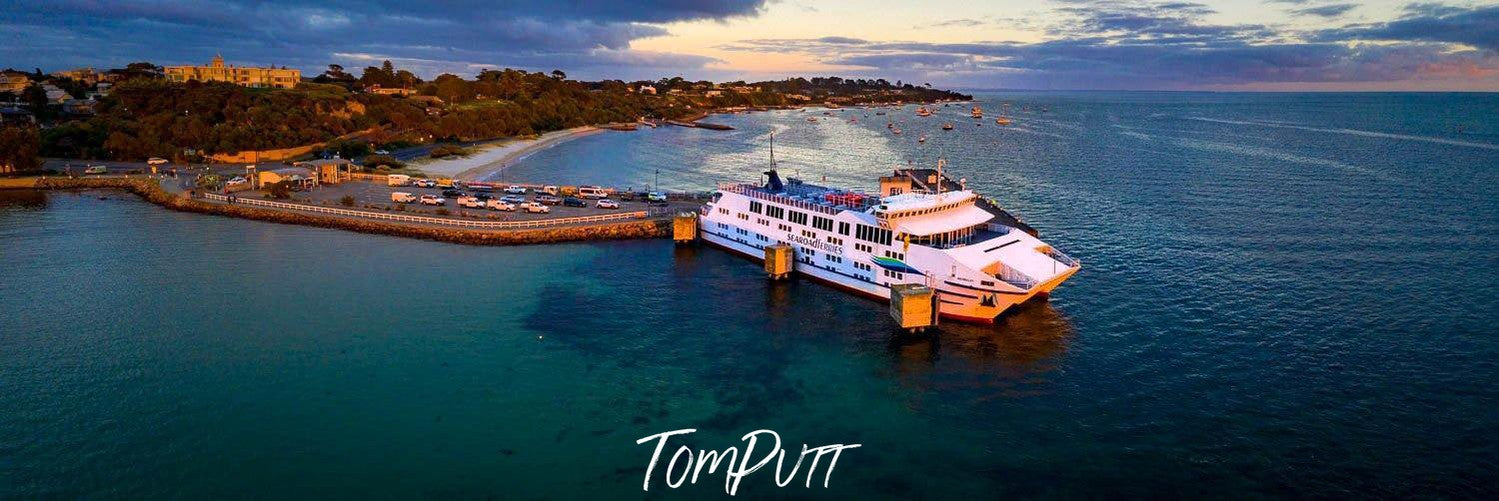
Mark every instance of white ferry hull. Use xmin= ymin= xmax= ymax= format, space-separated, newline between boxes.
xmin=699 ymin=224 xmax=1032 ymax=323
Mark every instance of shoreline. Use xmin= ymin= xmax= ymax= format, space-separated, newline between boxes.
xmin=409 ymin=126 xmax=605 ymax=182
xmin=0 ymin=177 xmax=670 ymax=246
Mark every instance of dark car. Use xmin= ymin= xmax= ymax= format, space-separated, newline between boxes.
xmin=536 ymin=195 xmax=562 ymax=205
xmin=562 ymin=197 xmax=586 ymax=208
xmin=473 ymin=193 xmax=493 ymax=201
xmin=442 ymin=189 xmax=465 ymax=198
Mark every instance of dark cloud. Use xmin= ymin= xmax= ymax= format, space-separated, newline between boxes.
xmin=1315 ymin=4 xmax=1499 ymax=51
xmin=1291 ymin=4 xmax=1358 ymax=18
xmin=818 ymin=36 xmax=870 ymax=45
xmin=0 ymin=0 xmax=768 ymax=79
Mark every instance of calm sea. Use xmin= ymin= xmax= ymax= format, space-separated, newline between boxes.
xmin=3 ymin=92 xmax=1497 ymax=498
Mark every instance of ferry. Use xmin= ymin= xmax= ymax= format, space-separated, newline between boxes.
xmin=698 ymin=140 xmax=1080 ymax=324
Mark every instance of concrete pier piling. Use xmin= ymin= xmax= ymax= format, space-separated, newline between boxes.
xmin=764 ymin=244 xmax=793 ymax=280
xmin=673 ymin=213 xmax=698 ymax=243
xmin=890 ymin=284 xmax=939 ymax=333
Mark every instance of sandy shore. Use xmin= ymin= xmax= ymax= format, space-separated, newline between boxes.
xmin=409 ymin=126 xmax=604 ymax=181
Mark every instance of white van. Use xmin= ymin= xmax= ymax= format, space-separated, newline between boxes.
xmin=391 ymin=192 xmax=417 ymax=203
xmin=387 ymin=174 xmax=410 ymax=186
xmin=578 ymin=186 xmax=608 ymax=199
xmin=540 ymin=185 xmax=560 ymax=196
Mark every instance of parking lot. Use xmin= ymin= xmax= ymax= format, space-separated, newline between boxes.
xmin=281 ymin=179 xmax=700 ymax=222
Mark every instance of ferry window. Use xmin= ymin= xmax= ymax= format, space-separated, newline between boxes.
xmin=838 ymin=222 xmax=850 ymax=235
xmin=789 ymin=211 xmax=808 ymax=225
xmin=981 ymin=280 xmax=995 ymax=286
xmin=749 ymin=201 xmax=763 ymax=214
xmin=778 ymin=223 xmax=791 ymax=232
xmin=719 ymin=208 xmax=729 ymax=215
xmin=812 ymin=216 xmax=833 ymax=231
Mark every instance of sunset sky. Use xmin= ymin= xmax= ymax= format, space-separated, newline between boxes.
xmin=3 ymin=0 xmax=1496 ymax=90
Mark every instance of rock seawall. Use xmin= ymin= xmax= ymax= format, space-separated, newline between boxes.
xmin=2 ymin=177 xmax=671 ymax=245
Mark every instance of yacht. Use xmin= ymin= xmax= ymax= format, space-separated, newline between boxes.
xmin=971 ymin=106 xmax=984 ymax=119
xmin=698 ymin=140 xmax=1080 ymax=323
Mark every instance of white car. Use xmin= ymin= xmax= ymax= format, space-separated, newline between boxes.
xmin=596 ymin=199 xmax=619 ymax=209
xmin=504 ymin=185 xmax=527 ymax=194
xmin=487 ymin=200 xmax=516 ymax=211
xmin=518 ymin=202 xmax=551 ymax=214
xmin=414 ymin=179 xmax=435 ymax=188
xmin=225 ymin=176 xmax=248 ymax=186
xmin=578 ymin=186 xmax=609 ymax=199
xmin=419 ymin=194 xmax=445 ymax=206
xmin=457 ymin=196 xmax=486 ymax=209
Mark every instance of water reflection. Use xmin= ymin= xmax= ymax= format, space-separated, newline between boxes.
xmin=0 ymin=190 xmax=48 ymax=210
xmin=886 ymin=300 xmax=1076 ymax=398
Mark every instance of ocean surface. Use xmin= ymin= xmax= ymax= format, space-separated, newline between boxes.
xmin=3 ymin=92 xmax=1497 ymax=498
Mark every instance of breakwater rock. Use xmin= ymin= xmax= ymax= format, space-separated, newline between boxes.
xmin=3 ymin=177 xmax=671 ymax=246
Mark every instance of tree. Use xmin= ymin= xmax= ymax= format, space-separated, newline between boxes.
xmin=551 ymin=69 xmax=566 ymax=80
xmin=0 ymin=126 xmax=42 ymax=173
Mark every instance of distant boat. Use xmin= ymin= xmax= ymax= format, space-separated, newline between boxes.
xmin=807 ymin=117 xmax=818 ymax=122
xmin=942 ymin=123 xmax=954 ymax=130
xmin=971 ymin=106 xmax=983 ymax=119
xmin=892 ymin=127 xmax=902 ymax=135
xmin=918 ymin=134 xmax=926 ymax=143
xmin=916 ymin=107 xmax=933 ymax=117
xmin=875 ymin=111 xmax=886 ymax=115
xmin=887 ymin=122 xmax=894 ymax=128
xmin=995 ymin=117 xmax=1012 ymax=126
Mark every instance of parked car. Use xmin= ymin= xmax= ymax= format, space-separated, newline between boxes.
xmin=391 ymin=192 xmax=418 ymax=203
xmin=441 ymin=189 xmax=465 ymax=198
xmin=578 ymin=186 xmax=609 ymax=199
xmin=374 ymin=149 xmax=390 ymax=155
xmin=518 ymin=202 xmax=551 ymax=214
xmin=540 ymin=185 xmax=560 ymax=196
xmin=596 ymin=199 xmax=619 ymax=209
xmin=646 ymin=191 xmax=668 ymax=203
xmin=83 ymin=165 xmax=107 ymax=175
xmin=225 ymin=176 xmax=248 ymax=186
xmin=387 ymin=174 xmax=411 ymax=187
xmin=487 ymin=200 xmax=516 ymax=211
xmin=457 ymin=196 xmax=486 ymax=209
xmin=499 ymin=194 xmax=525 ymax=204
xmin=536 ymin=194 xmax=562 ymax=205
xmin=562 ymin=197 xmax=586 ymax=207
xmin=419 ymin=194 xmax=445 ymax=206
xmin=414 ymin=179 xmax=436 ymax=188
xmin=504 ymin=185 xmax=527 ymax=194
xmin=146 ymin=157 xmax=169 ymax=166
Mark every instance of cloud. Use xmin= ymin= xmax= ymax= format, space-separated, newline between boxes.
xmin=1290 ymin=4 xmax=1358 ymax=18
xmin=719 ymin=2 xmax=1499 ymax=89
xmin=1315 ymin=4 xmax=1499 ymax=51
xmin=0 ymin=0 xmax=768 ymax=79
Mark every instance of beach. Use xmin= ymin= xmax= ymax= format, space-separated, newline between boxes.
xmin=408 ymin=126 xmax=604 ymax=181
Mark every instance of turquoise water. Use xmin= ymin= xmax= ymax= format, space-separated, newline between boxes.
xmin=3 ymin=92 xmax=1498 ymax=498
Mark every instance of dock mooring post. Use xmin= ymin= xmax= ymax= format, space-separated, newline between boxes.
xmin=890 ymin=284 xmax=939 ymax=333
xmin=672 ymin=212 xmax=698 ymax=243
xmin=763 ymin=243 xmax=793 ymax=280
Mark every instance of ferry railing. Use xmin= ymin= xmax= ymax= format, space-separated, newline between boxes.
xmin=1043 ymin=247 xmax=1079 ymax=268
xmin=201 ymin=193 xmax=648 ymax=229
xmin=995 ymin=265 xmax=1038 ymax=290
xmin=718 ymin=183 xmax=876 ymax=215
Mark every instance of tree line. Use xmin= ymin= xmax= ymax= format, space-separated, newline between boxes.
xmin=12 ymin=60 xmax=970 ymax=165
